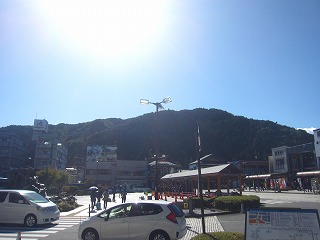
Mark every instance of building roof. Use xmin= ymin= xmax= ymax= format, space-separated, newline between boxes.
xmin=148 ymin=160 xmax=178 ymax=167
xmin=161 ymin=163 xmax=240 ymax=180
xmin=296 ymin=171 xmax=320 ymax=177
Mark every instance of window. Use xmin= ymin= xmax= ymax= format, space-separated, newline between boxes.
xmin=130 ymin=203 xmax=162 ymax=217
xmin=275 ymin=159 xmax=285 ymax=170
xmin=9 ymin=193 xmax=28 ymax=204
xmin=0 ymin=192 xmax=8 ymax=202
xmin=98 ymin=204 xmax=133 ymax=219
xmin=100 ymin=169 xmax=111 ymax=175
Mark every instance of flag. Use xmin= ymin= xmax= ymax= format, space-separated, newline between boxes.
xmin=197 ymin=124 xmax=201 ymax=152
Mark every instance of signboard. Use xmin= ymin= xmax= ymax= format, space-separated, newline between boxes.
xmin=245 ymin=208 xmax=320 ymax=240
xmin=33 ymin=119 xmax=48 ymax=132
xmin=86 ymin=145 xmax=117 ymax=162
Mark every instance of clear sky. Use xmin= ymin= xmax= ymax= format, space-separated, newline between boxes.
xmin=1 ymin=1 xmax=319 ymax=133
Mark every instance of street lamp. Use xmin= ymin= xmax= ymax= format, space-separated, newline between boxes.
xmin=140 ymin=97 xmax=172 ymax=200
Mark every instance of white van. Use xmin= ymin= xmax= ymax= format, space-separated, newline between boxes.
xmin=0 ymin=190 xmax=60 ymax=227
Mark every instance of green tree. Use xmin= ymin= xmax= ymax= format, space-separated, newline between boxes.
xmin=37 ymin=168 xmax=71 ymax=194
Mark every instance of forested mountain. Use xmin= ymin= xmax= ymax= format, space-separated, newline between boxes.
xmin=1 ymin=108 xmax=314 ymax=168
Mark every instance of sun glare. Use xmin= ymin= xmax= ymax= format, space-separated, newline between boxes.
xmin=36 ymin=0 xmax=168 ymax=60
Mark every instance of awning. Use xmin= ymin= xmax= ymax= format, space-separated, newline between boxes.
xmin=161 ymin=164 xmax=233 ymax=180
xmin=296 ymin=171 xmax=320 ymax=177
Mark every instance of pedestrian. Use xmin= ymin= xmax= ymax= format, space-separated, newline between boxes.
xmin=96 ymin=188 xmax=103 ymax=210
xmin=90 ymin=190 xmax=96 ymax=211
xmin=119 ymin=185 xmax=122 ymax=198
xmin=112 ymin=186 xmax=116 ymax=202
xmin=102 ymin=188 xmax=110 ymax=209
xmin=121 ymin=189 xmax=127 ymax=203
xmin=97 ymin=188 xmax=103 ymax=203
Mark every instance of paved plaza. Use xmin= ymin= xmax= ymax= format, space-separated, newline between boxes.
xmin=63 ymin=190 xmax=319 ymax=239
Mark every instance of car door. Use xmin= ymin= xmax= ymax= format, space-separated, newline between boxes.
xmin=6 ymin=192 xmax=29 ymax=224
xmin=128 ymin=203 xmax=160 ymax=240
xmin=0 ymin=191 xmax=9 ymax=223
xmin=99 ymin=204 xmax=131 ymax=240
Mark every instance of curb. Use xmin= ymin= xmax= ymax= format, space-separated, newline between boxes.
xmin=60 ymin=205 xmax=89 ymax=216
xmin=183 ymin=209 xmax=232 ymax=218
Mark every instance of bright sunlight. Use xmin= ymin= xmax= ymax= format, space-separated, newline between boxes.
xmin=35 ymin=0 xmax=169 ymax=60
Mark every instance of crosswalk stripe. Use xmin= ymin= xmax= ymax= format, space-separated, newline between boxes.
xmin=0 ymin=233 xmax=48 ymax=237
xmin=0 ymin=216 xmax=79 ymax=240
xmin=48 ymin=227 xmax=66 ymax=231
xmin=0 ymin=238 xmax=38 ymax=240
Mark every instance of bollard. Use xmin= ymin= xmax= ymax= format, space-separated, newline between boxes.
xmin=188 ymin=196 xmax=193 ymax=214
xmin=16 ymin=231 xmax=21 ymax=240
xmin=241 ymin=203 xmax=245 ymax=213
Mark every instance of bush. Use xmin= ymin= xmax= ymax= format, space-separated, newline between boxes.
xmin=214 ymin=195 xmax=260 ymax=213
xmin=192 ymin=232 xmax=244 ymax=240
xmin=57 ymin=201 xmax=79 ymax=212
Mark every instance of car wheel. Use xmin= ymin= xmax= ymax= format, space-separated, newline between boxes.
xmin=149 ymin=230 xmax=170 ymax=240
xmin=24 ymin=214 xmax=37 ymax=227
xmin=82 ymin=228 xmax=99 ymax=240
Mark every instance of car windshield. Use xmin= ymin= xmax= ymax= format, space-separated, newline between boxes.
xmin=23 ymin=192 xmax=49 ymax=203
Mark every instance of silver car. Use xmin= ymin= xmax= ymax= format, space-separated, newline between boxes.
xmin=0 ymin=190 xmax=60 ymax=227
xmin=78 ymin=200 xmax=187 ymax=240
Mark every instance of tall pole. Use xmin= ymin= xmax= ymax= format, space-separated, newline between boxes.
xmin=196 ymin=124 xmax=206 ymax=234
xmin=140 ymin=97 xmax=172 ymax=200
xmin=154 ymin=103 xmax=160 ymax=200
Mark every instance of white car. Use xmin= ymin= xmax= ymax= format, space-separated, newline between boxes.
xmin=78 ymin=200 xmax=187 ymax=240
xmin=0 ymin=189 xmax=60 ymax=227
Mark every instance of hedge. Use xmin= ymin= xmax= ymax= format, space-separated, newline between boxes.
xmin=214 ymin=195 xmax=260 ymax=213
xmin=192 ymin=232 xmax=244 ymax=240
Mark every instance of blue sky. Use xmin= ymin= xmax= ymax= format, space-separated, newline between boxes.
xmin=1 ymin=1 xmax=319 ymax=133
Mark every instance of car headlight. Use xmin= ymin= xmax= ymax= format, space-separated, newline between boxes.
xmin=36 ymin=206 xmax=49 ymax=212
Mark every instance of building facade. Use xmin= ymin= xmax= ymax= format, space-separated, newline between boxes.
xmin=33 ymin=137 xmax=68 ymax=170
xmin=32 ymin=119 xmax=68 ymax=171
xmin=0 ymin=133 xmax=32 ymax=172
xmin=84 ymin=145 xmax=149 ymax=188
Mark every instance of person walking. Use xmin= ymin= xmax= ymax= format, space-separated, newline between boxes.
xmin=96 ymin=187 xmax=103 ymax=210
xmin=112 ymin=186 xmax=116 ymax=202
xmin=90 ymin=190 xmax=97 ymax=211
xmin=102 ymin=188 xmax=110 ymax=209
xmin=121 ymin=189 xmax=127 ymax=203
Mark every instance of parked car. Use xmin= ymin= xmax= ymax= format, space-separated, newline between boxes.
xmin=0 ymin=189 xmax=60 ymax=227
xmin=78 ymin=200 xmax=187 ymax=240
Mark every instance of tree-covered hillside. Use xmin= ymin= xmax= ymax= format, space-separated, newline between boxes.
xmin=0 ymin=108 xmax=314 ymax=168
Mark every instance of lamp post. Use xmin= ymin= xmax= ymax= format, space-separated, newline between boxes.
xmin=140 ymin=97 xmax=172 ymax=200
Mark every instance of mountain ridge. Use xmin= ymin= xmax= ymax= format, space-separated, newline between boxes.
xmin=0 ymin=108 xmax=313 ymax=168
